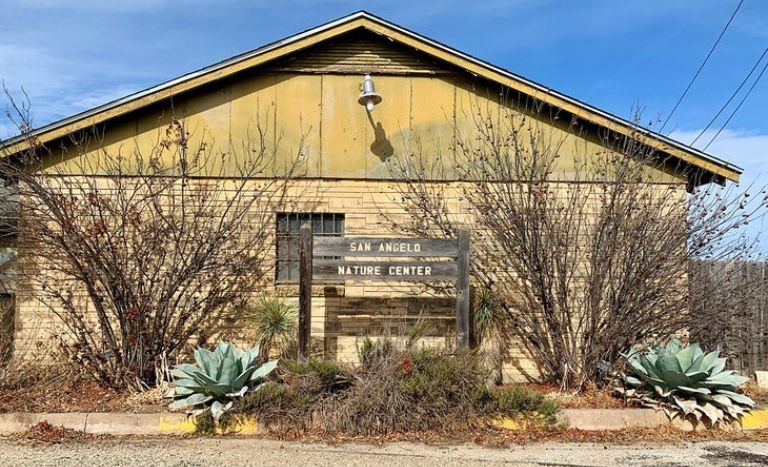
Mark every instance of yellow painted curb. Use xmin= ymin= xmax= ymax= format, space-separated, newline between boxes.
xmin=489 ymin=417 xmax=522 ymax=430
xmin=219 ymin=416 xmax=260 ymax=435
xmin=158 ymin=415 xmax=260 ymax=434
xmin=741 ymin=409 xmax=768 ymax=430
xmin=491 ymin=409 xmax=768 ymax=432
xmin=158 ymin=416 xmax=197 ymax=434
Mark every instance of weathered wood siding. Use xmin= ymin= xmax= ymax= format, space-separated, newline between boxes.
xmin=42 ymin=31 xmax=683 ymax=183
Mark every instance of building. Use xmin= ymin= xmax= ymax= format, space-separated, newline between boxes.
xmin=1 ymin=12 xmax=742 ymax=381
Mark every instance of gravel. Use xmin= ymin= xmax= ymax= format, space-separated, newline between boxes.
xmin=2 ymin=438 xmax=768 ymax=466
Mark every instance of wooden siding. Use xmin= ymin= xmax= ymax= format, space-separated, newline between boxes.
xmin=43 ymin=71 xmax=683 ymax=183
xmin=267 ymin=29 xmax=458 ymax=75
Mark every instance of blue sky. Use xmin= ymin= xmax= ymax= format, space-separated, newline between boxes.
xmin=1 ymin=0 xmax=767 ymax=181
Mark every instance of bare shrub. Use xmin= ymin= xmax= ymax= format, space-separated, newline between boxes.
xmin=0 ymin=297 xmax=13 ymax=366
xmin=688 ymin=259 xmax=768 ymax=374
xmin=318 ymin=338 xmax=488 ymax=435
xmin=1 ymin=92 xmax=309 ymax=390
xmin=387 ymin=102 xmax=767 ymax=390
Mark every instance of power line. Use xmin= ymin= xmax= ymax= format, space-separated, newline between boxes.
xmin=704 ymin=55 xmax=768 ymax=150
xmin=691 ymin=47 xmax=768 ymax=146
xmin=660 ymin=0 xmax=745 ymax=132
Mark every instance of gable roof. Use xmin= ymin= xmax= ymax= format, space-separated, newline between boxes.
xmin=0 ymin=11 xmax=742 ymax=183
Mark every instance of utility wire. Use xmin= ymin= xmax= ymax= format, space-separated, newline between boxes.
xmin=661 ymin=0 xmax=745 ymax=132
xmin=691 ymin=47 xmax=768 ymax=146
xmin=704 ymin=56 xmax=768 ymax=150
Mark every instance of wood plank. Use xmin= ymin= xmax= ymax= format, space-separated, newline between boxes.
xmin=313 ymin=259 xmax=458 ymax=281
xmin=455 ymin=229 xmax=471 ymax=349
xmin=319 ymin=74 xmax=367 ymax=178
xmin=298 ymin=223 xmax=313 ymax=361
xmin=313 ymin=237 xmax=458 ymax=257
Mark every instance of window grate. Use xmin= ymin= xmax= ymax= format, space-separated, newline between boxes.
xmin=276 ymin=212 xmax=344 ymax=282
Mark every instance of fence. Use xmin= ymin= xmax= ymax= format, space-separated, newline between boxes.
xmin=689 ymin=260 xmax=768 ymax=376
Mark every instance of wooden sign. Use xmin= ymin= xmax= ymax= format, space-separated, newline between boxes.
xmin=297 ymin=226 xmax=471 ymax=360
xmin=313 ymin=259 xmax=458 ymax=281
xmin=313 ymin=237 xmax=459 ymax=258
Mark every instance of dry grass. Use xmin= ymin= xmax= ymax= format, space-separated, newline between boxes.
xmin=0 ymin=364 xmax=167 ymax=414
xmin=743 ymin=380 xmax=768 ymax=406
xmin=234 ymin=341 xmax=558 ymax=437
xmin=519 ymin=382 xmax=638 ymax=409
xmin=8 ymin=421 xmax=89 ymax=445
xmin=315 ymin=347 xmax=490 ymax=435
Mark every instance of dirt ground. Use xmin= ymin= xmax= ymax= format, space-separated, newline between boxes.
xmin=0 ymin=374 xmax=167 ymax=414
xmin=2 ymin=437 xmax=768 ymax=466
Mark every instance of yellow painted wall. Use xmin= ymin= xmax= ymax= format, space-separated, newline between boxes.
xmin=43 ymin=71 xmax=682 ymax=183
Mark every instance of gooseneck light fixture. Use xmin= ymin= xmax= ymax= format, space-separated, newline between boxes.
xmin=358 ymin=74 xmax=382 ymax=111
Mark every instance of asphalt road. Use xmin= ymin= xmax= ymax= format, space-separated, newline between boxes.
xmin=2 ymin=438 xmax=768 ymax=466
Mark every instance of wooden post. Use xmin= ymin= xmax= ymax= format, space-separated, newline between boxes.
xmin=456 ymin=229 xmax=471 ymax=349
xmin=298 ymin=223 xmax=313 ymax=361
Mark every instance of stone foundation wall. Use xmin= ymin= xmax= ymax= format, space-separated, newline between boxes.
xmin=13 ymin=177 xmax=685 ymax=382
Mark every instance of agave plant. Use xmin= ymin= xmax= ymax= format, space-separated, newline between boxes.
xmin=617 ymin=338 xmax=754 ymax=424
xmin=167 ymin=341 xmax=278 ymax=419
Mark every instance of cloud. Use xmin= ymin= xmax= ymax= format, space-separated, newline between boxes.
xmin=668 ymin=129 xmax=768 ymax=251
xmin=0 ymin=40 xmax=155 ymax=130
xmin=0 ymin=45 xmax=70 ymax=93
xmin=668 ymin=129 xmax=768 ymax=181
xmin=2 ymin=0 xmax=235 ymax=12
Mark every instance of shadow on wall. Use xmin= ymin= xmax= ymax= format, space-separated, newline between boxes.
xmin=367 ymin=112 xmax=394 ymax=162
xmin=0 ymin=295 xmax=14 ymax=365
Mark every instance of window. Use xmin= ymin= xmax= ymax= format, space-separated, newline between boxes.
xmin=276 ymin=212 xmax=344 ymax=282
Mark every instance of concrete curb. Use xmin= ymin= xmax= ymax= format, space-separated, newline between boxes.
xmin=491 ymin=408 xmax=768 ymax=432
xmin=1 ymin=409 xmax=767 ymax=435
xmin=0 ymin=412 xmax=261 ymax=435
xmin=561 ymin=408 xmax=672 ymax=431
xmin=0 ymin=413 xmax=189 ymax=435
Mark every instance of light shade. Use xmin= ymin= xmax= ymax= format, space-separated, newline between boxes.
xmin=358 ymin=74 xmax=382 ymax=111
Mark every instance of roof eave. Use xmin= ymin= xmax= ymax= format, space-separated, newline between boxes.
xmin=0 ymin=11 xmax=743 ymax=183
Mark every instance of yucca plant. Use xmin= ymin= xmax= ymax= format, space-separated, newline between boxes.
xmin=246 ymin=298 xmax=297 ymax=360
xmin=473 ymin=287 xmax=507 ymax=384
xmin=617 ymin=338 xmax=754 ymax=424
xmin=167 ymin=341 xmax=278 ymax=419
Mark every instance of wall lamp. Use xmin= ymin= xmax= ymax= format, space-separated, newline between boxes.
xmin=358 ymin=74 xmax=382 ymax=111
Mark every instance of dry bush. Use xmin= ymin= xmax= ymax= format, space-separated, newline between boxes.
xmin=317 ymin=339 xmax=489 ymax=435
xmin=236 ymin=346 xmax=489 ymax=435
xmin=228 ymin=359 xmax=350 ymax=431
xmin=1 ymin=91 xmax=310 ymax=390
xmin=229 ymin=337 xmax=559 ymax=435
xmin=386 ymin=101 xmax=768 ymax=391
